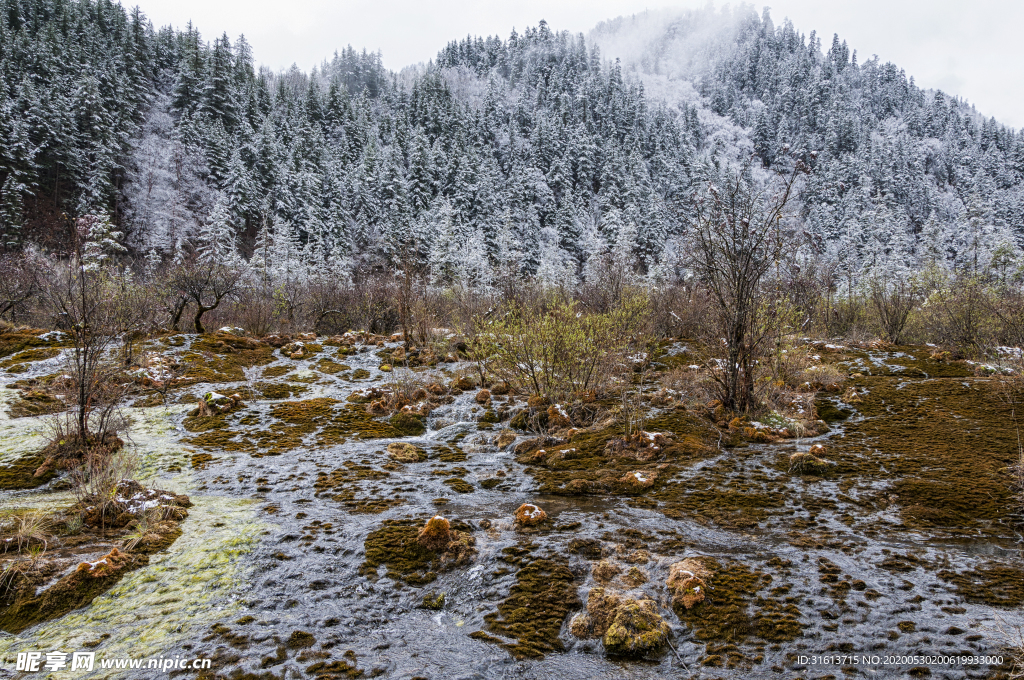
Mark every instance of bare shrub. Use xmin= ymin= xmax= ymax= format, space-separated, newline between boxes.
xmin=41 ymin=252 xmax=140 ymax=448
xmin=232 ymin=285 xmax=280 ymax=336
xmin=0 ymin=250 xmax=42 ymax=323
xmin=69 ymin=444 xmax=140 ymax=526
xmin=920 ymin=274 xmax=995 ymax=356
xmin=867 ymin=274 xmax=920 ymax=345
xmin=648 ymin=284 xmax=713 ymax=339
xmin=661 ymin=364 xmax=718 ymax=407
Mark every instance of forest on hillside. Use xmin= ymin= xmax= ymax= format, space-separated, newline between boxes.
xmin=1 ymin=0 xmax=1021 ymax=290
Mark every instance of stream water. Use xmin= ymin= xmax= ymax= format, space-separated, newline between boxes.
xmin=0 ymin=339 xmax=1020 ymax=679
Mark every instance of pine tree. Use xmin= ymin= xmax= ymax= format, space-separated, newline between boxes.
xmin=196 ymin=194 xmax=239 ymax=264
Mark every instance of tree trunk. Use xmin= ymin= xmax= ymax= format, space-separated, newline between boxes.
xmin=194 ymin=304 xmax=214 ymax=334
xmin=170 ymin=295 xmax=187 ymax=331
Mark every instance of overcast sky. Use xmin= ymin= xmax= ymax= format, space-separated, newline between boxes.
xmin=132 ymin=0 xmax=1023 ymax=129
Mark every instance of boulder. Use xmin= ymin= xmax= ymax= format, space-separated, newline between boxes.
xmin=592 ymin=559 xmax=622 ymax=582
xmin=513 ymin=503 xmax=547 ymax=527
xmin=570 ymin=587 xmax=622 ymax=639
xmin=416 ymin=516 xmax=452 ymax=551
xmin=667 ymin=557 xmax=712 ymax=610
xmin=494 ymin=430 xmax=516 ymax=449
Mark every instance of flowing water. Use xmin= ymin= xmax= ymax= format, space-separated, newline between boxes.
xmin=0 ymin=339 xmax=1020 ymax=679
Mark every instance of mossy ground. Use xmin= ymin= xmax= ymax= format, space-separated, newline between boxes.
xmin=938 ymin=563 xmax=1024 ymax=607
xmin=359 ymin=518 xmax=474 ymax=586
xmin=0 ymin=454 xmax=57 ymax=489
xmin=825 ymin=347 xmax=1019 ymax=533
xmin=474 ymin=551 xmax=579 ymax=659
xmin=513 ymin=409 xmax=718 ymax=498
xmin=672 ymin=558 xmax=802 ymax=668
xmin=0 ymin=330 xmax=69 ymax=360
xmin=0 ymin=488 xmax=191 ymax=634
xmin=181 ymin=333 xmax=276 ymax=383
xmin=185 ymin=398 xmax=407 ymax=456
xmin=315 ymin=460 xmax=404 ymax=513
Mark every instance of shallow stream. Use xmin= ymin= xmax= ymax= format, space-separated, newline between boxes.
xmin=0 ymin=339 xmax=1021 ymax=679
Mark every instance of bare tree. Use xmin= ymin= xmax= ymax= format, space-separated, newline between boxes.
xmin=867 ymin=274 xmax=920 ymax=345
xmin=41 ymin=227 xmax=135 ymax=448
xmin=0 ymin=251 xmax=41 ymax=323
xmin=169 ymin=255 xmax=245 ymax=333
xmin=686 ymin=156 xmax=807 ymax=413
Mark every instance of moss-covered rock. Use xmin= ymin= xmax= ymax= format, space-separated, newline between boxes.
xmin=389 ymin=412 xmax=426 ymax=436
xmin=667 ymin=557 xmax=712 ymax=610
xmin=386 ymin=442 xmax=426 ymax=463
xmin=601 ymin=598 xmax=670 ymax=658
xmin=475 ymin=556 xmax=579 ymax=658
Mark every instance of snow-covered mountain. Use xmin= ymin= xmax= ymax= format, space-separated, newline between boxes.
xmin=1 ymin=0 xmax=1020 ymax=285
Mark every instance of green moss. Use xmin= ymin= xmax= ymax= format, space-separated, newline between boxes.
xmin=816 ymin=399 xmax=852 ymax=423
xmin=183 ymin=411 xmax=230 ymax=433
xmin=286 ymin=630 xmax=316 ymax=648
xmin=0 ymin=454 xmax=57 ymax=489
xmin=191 ymin=453 xmax=215 ymax=470
xmin=443 ymin=478 xmax=474 ymax=493
xmin=827 ymin=371 xmax=1018 ymax=532
xmin=673 ymin=558 xmax=802 ymax=661
xmin=938 ymin=563 xmax=1024 ymax=607
xmin=315 ymin=358 xmax=351 ymax=375
xmin=420 ymin=591 xmax=445 ymax=610
xmin=390 ymin=412 xmax=426 ymax=436
xmin=476 ymin=555 xmax=579 ymax=659
xmin=305 ymin=659 xmax=364 ymax=679
xmin=512 ymin=409 xmax=719 ymax=503
xmin=0 ymin=347 xmax=61 ymax=368
xmin=315 ymin=461 xmax=404 ymax=514
xmin=359 ymin=520 xmax=438 ymax=585
xmin=256 ymin=382 xmax=309 ymax=400
xmin=182 ymin=333 xmax=276 ymax=383
xmin=185 ymin=398 xmax=403 ymax=456
xmin=262 ymin=364 xmax=292 ymax=378
xmin=0 ymin=330 xmax=67 ymax=359
xmin=6 ymin=388 xmax=64 ymax=418
xmin=435 ymin=445 xmax=466 ymax=462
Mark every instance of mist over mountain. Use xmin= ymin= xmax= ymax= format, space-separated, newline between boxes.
xmin=1 ymin=0 xmax=1021 ymax=286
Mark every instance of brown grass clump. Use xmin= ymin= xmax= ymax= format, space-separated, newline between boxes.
xmin=76 ymin=546 xmax=131 ymax=578
xmin=616 ymin=470 xmax=659 ymax=492
xmin=514 ymin=503 xmax=547 ymax=527
xmin=789 ymin=448 xmax=830 ymax=476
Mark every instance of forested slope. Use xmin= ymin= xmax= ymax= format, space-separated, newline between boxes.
xmin=1 ymin=0 xmax=1021 ymax=285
